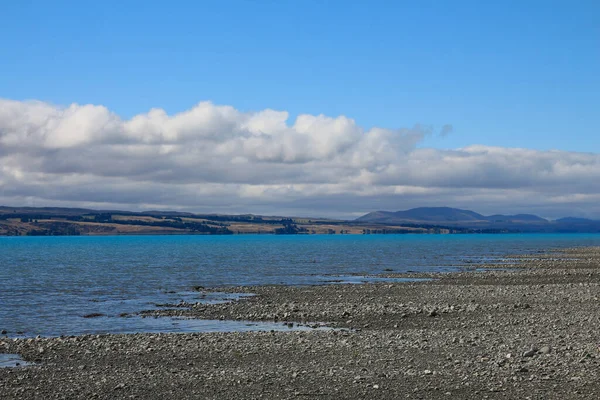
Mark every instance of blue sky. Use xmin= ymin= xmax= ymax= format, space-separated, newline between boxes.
xmin=2 ymin=1 xmax=600 ymax=217
xmin=1 ymin=0 xmax=598 ymax=152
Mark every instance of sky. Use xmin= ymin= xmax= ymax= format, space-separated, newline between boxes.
xmin=1 ymin=0 xmax=599 ymax=219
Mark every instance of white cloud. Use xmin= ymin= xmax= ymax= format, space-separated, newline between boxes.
xmin=1 ymin=98 xmax=600 ymax=218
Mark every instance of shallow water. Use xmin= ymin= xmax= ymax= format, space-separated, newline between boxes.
xmin=1 ymin=233 xmax=599 ymax=337
xmin=3 ymin=316 xmax=329 ymax=338
xmin=0 ymin=354 xmax=31 ymax=368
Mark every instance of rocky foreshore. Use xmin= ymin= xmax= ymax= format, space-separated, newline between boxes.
xmin=2 ymin=247 xmax=600 ymax=399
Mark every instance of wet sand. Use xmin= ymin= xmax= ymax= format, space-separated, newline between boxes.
xmin=2 ymin=247 xmax=600 ymax=399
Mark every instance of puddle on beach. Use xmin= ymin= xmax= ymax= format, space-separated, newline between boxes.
xmin=3 ymin=290 xmax=332 ymax=338
xmin=5 ymin=316 xmax=333 ymax=338
xmin=139 ymin=317 xmax=333 ymax=334
xmin=0 ymin=354 xmax=31 ymax=368
xmin=95 ymin=290 xmax=334 ymax=335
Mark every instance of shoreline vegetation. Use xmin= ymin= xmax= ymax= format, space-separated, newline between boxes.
xmin=0 ymin=207 xmax=501 ymax=237
xmin=2 ymin=247 xmax=600 ymax=398
xmin=2 ymin=206 xmax=600 ymax=236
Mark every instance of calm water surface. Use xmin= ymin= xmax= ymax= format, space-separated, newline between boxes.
xmin=1 ymin=234 xmax=599 ymax=337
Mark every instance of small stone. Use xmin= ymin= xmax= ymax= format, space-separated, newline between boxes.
xmin=0 ymin=330 xmax=6 ymax=335
xmin=522 ymin=349 xmax=537 ymax=358
xmin=539 ymin=346 xmax=551 ymax=354
xmin=424 ymin=369 xmax=433 ymax=375
xmin=373 ymin=384 xmax=379 ymax=389
xmin=428 ymin=310 xmax=438 ymax=317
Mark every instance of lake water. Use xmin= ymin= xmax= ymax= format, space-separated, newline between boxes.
xmin=1 ymin=234 xmax=599 ymax=338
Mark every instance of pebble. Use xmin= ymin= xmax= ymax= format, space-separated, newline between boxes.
xmin=522 ymin=349 xmax=537 ymax=358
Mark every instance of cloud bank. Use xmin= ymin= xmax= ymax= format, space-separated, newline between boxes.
xmin=1 ymin=98 xmax=600 ymax=219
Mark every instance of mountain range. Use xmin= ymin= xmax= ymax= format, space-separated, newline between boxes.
xmin=356 ymin=207 xmax=600 ymax=232
xmin=1 ymin=205 xmax=600 ymax=235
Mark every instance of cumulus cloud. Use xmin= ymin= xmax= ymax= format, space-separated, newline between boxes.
xmin=1 ymin=98 xmax=600 ymax=219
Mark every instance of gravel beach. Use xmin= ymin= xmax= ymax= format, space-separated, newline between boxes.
xmin=2 ymin=246 xmax=600 ymax=399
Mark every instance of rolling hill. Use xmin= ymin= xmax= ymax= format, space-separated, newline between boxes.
xmin=356 ymin=207 xmax=600 ymax=232
xmin=1 ymin=205 xmax=599 ymax=235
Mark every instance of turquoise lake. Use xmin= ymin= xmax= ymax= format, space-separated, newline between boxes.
xmin=1 ymin=234 xmax=599 ymax=337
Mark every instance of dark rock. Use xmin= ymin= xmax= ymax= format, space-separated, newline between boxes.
xmin=82 ymin=313 xmax=106 ymax=318
xmin=522 ymin=349 xmax=537 ymax=358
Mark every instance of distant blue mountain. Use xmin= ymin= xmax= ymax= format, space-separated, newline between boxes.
xmin=356 ymin=207 xmax=600 ymax=232
xmin=356 ymin=207 xmax=547 ymax=224
xmin=486 ymin=214 xmax=548 ymax=223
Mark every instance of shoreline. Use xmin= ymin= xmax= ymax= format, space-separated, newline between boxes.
xmin=2 ymin=247 xmax=600 ymax=398
xmin=3 ymin=232 xmax=600 ymax=237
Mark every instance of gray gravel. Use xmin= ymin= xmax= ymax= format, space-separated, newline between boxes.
xmin=2 ymin=246 xmax=600 ymax=399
